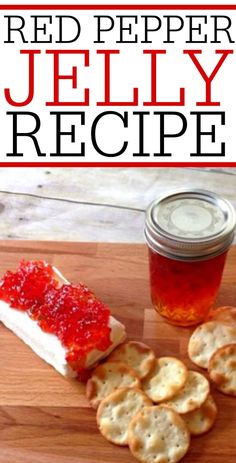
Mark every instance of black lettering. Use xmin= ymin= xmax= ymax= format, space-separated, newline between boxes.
xmin=191 ymin=111 xmax=225 ymax=156
xmin=133 ymin=111 xmax=150 ymax=156
xmin=141 ymin=16 xmax=162 ymax=43
xmin=154 ymin=111 xmax=187 ymax=156
xmin=31 ymin=15 xmax=52 ymax=43
xmin=211 ymin=15 xmax=235 ymax=43
xmin=56 ymin=15 xmax=81 ymax=43
xmin=163 ymin=16 xmax=184 ymax=43
xmin=7 ymin=111 xmax=45 ymax=156
xmin=116 ymin=15 xmax=138 ymax=43
xmin=91 ymin=111 xmax=128 ymax=156
xmin=4 ymin=15 xmax=28 ymax=43
xmin=185 ymin=15 xmax=207 ymax=43
xmin=50 ymin=111 xmax=85 ymax=156
xmin=93 ymin=15 xmax=115 ymax=43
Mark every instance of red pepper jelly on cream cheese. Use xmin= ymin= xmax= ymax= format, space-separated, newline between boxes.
xmin=0 ymin=260 xmax=112 ymax=372
xmin=0 ymin=260 xmax=59 ymax=310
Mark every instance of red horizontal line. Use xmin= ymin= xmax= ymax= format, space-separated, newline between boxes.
xmin=0 ymin=5 xmax=235 ymax=11
xmin=0 ymin=162 xmax=235 ymax=167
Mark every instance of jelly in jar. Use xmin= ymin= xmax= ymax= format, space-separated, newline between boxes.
xmin=145 ymin=189 xmax=236 ymax=326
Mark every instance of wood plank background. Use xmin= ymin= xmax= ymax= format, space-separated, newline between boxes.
xmin=0 ymin=167 xmax=235 ymax=242
xmin=0 ymin=240 xmax=236 ymax=463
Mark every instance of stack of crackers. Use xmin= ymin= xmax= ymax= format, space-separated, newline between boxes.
xmin=85 ymin=307 xmax=236 ymax=463
xmin=86 ymin=341 xmax=216 ymax=463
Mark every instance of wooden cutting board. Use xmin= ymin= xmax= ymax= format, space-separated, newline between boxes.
xmin=0 ymin=240 xmax=236 ymax=463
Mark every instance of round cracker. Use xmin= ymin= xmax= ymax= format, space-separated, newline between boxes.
xmin=86 ymin=361 xmax=140 ymax=409
xmin=97 ymin=387 xmax=152 ymax=446
xmin=188 ymin=321 xmax=236 ymax=369
xmin=108 ymin=341 xmax=155 ymax=379
xmin=142 ymin=357 xmax=188 ymax=403
xmin=128 ymin=405 xmax=190 ymax=463
xmin=165 ymin=370 xmax=210 ymax=414
xmin=182 ymin=394 xmax=217 ymax=436
xmin=208 ymin=343 xmax=236 ymax=396
xmin=207 ymin=306 xmax=236 ymax=325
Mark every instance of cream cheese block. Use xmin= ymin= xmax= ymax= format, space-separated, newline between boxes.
xmin=0 ymin=266 xmax=126 ymax=377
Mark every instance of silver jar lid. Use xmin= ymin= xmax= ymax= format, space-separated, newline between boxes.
xmin=145 ymin=189 xmax=236 ymax=261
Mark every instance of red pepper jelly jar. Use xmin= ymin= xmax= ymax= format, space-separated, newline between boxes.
xmin=145 ymin=189 xmax=236 ymax=327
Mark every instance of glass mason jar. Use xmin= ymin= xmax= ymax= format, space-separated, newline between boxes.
xmin=145 ymin=189 xmax=236 ymax=327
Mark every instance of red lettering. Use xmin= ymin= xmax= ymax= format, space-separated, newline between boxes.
xmin=143 ymin=50 xmax=185 ymax=106
xmin=97 ymin=50 xmax=138 ymax=106
xmin=46 ymin=50 xmax=89 ymax=106
xmin=5 ymin=50 xmax=40 ymax=107
xmin=184 ymin=49 xmax=233 ymax=106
